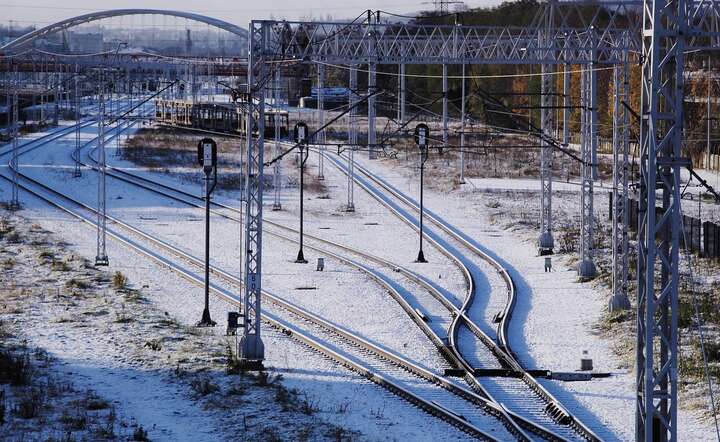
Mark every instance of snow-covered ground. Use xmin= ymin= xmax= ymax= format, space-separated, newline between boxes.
xmin=349 ymin=149 xmax=718 ymax=440
xmin=0 ymin=122 xmax=478 ymax=440
xmin=3 ymin=114 xmax=719 ymax=440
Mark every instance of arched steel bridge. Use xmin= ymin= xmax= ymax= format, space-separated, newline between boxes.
xmin=0 ymin=9 xmax=248 ymax=52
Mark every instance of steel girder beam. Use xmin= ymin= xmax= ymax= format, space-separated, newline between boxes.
xmin=1 ymin=9 xmax=248 ymax=52
xmin=610 ymin=54 xmax=631 ymax=312
xmin=239 ymin=21 xmax=267 ymax=364
xmin=254 ymin=2 xmax=640 ymax=66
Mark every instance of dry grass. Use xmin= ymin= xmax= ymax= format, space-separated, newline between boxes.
xmin=122 ymin=127 xmax=246 ymax=191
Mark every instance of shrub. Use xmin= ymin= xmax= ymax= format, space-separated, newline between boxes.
xmin=190 ymin=378 xmax=219 ymax=396
xmin=0 ymin=348 xmax=32 ymax=385
xmin=132 ymin=426 xmax=150 ymax=441
xmin=65 ymin=278 xmax=89 ymax=289
xmin=15 ymin=387 xmax=43 ymax=419
xmin=112 ymin=272 xmax=128 ymax=290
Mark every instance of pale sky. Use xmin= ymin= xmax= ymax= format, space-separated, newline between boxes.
xmin=2 ymin=0 xmax=504 ymax=28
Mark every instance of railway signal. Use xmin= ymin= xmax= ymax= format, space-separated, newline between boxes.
xmin=294 ymin=122 xmax=309 ymax=264
xmin=197 ymin=137 xmax=218 ymax=327
xmin=414 ymin=123 xmax=429 ymax=263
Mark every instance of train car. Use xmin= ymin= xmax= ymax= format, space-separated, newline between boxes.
xmin=154 ymin=99 xmax=288 ymax=139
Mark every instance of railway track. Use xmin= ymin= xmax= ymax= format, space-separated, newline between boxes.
xmin=1 ymin=118 xmax=548 ymax=440
xmin=87 ymin=121 xmax=599 ymax=441
xmin=320 ymin=150 xmax=604 ymax=441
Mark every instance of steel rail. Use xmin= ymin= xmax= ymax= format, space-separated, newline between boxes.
xmin=321 ymin=149 xmax=603 ymax=442
xmin=76 ymin=133 xmax=571 ymax=441
xmin=75 ymin=114 xmax=588 ymax=440
xmin=79 ymin=140 xmax=553 ymax=441
xmin=2 ymin=121 xmax=533 ymax=441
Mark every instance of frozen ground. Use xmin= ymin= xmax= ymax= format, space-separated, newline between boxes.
xmin=0 ymin=123 xmax=476 ymax=441
xmin=347 ymin=149 xmax=719 ymax=441
xmin=3 ymin=115 xmax=719 ymax=440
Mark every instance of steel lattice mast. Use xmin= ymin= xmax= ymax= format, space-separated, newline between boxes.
xmin=10 ymin=69 xmax=19 ymax=210
xmin=239 ymin=21 xmax=267 ymax=365
xmin=578 ymin=39 xmax=597 ymax=280
xmin=317 ymin=63 xmax=325 ymax=180
xmin=272 ymin=68 xmax=282 ymax=211
xmin=610 ymin=40 xmax=631 ymax=312
xmin=636 ymin=0 xmax=686 ymax=438
xmin=95 ymin=76 xmax=109 ymax=266
xmin=538 ymin=0 xmax=555 ymax=255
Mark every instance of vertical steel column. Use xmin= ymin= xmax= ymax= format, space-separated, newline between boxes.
xmin=459 ymin=63 xmax=466 ymax=183
xmin=399 ymin=63 xmax=406 ymax=128
xmin=538 ymin=3 xmax=555 ymax=255
xmin=40 ymin=59 xmax=45 ymax=124
xmin=95 ymin=78 xmax=109 ymax=266
xmin=347 ymin=66 xmax=357 ymax=212
xmin=53 ymin=58 xmax=59 ymax=126
xmin=563 ymin=35 xmax=570 ymax=147
xmin=590 ymin=38 xmax=599 ymax=181
xmin=9 ymin=69 xmax=19 ymax=210
xmin=368 ymin=62 xmax=377 ymax=159
xmin=273 ymin=69 xmax=282 ymax=211
xmin=610 ymin=48 xmax=631 ymax=311
xmin=74 ymin=65 xmax=81 ymax=178
xmin=239 ymin=21 xmax=267 ymax=366
xmin=442 ymin=64 xmax=448 ymax=150
xmin=636 ymin=0 xmax=685 ymax=438
xmin=707 ymin=55 xmax=712 ymax=169
xmin=578 ymin=64 xmax=596 ymax=280
xmin=317 ymin=63 xmax=325 ymax=180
